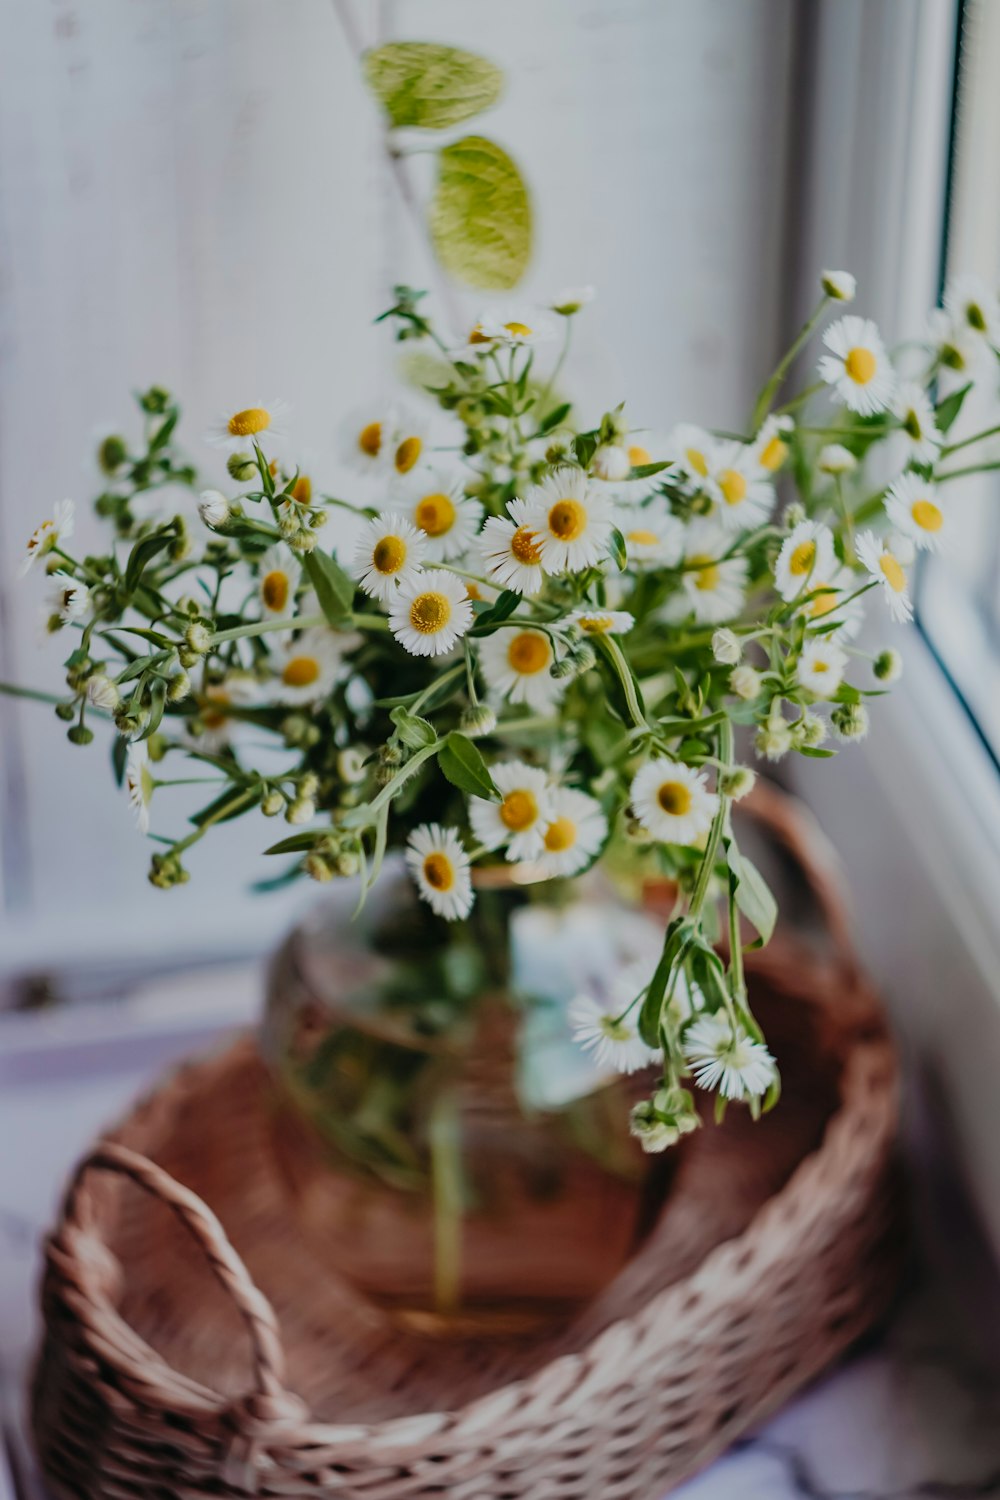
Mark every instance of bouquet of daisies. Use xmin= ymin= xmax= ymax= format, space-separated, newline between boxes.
xmin=12 ymin=269 xmax=999 ymax=1149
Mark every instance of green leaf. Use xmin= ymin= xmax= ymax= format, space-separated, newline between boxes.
xmin=111 ymin=734 xmax=128 ymax=788
xmin=264 ymin=832 xmax=324 ymax=856
xmin=430 ymin=136 xmax=532 ymax=290
xmin=190 ymin=785 xmax=261 ymax=828
xmin=138 ymin=677 xmax=167 ymax=741
xmin=124 ymin=532 xmax=172 ymax=594
xmin=390 ymin=706 xmax=437 ymax=750
xmin=935 ymin=382 xmax=972 ymax=433
xmin=470 ymin=589 xmax=520 ymax=633
xmin=537 ymin=401 xmax=572 ymax=435
xmin=303 ymin=548 xmax=355 ymax=624
xmin=798 ymin=745 xmax=835 ymax=758
xmin=726 ymin=841 xmax=777 ymax=949
xmin=438 ymin=731 xmax=498 ymax=800
xmin=363 ymin=42 xmax=503 ymax=130
xmin=628 ymin=461 xmax=671 ymax=479
xmin=608 ymin=527 xmax=628 ymax=571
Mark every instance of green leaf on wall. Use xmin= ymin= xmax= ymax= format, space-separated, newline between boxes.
xmin=363 ymin=42 xmax=503 ymax=130
xmin=430 ymin=135 xmax=532 ymax=290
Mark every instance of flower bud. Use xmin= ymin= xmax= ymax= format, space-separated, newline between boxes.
xmin=591 ymin=443 xmax=631 ymax=482
xmin=821 ymin=269 xmax=857 ymax=302
xmin=755 ymin=716 xmax=793 ymax=762
xmin=67 ymin=723 xmax=95 ymax=746
xmin=261 ymin=791 xmax=286 ymax=817
xmin=86 ymin=673 xmax=120 ymax=712
xmin=334 ymin=850 xmax=361 ymax=877
xmin=459 ymin=703 xmax=498 ymax=739
xmin=114 ymin=709 xmax=144 ymax=738
xmin=55 ymin=700 xmax=76 ymax=722
xmin=831 ymin=702 xmax=870 ymax=742
xmin=551 ymin=286 xmax=594 ymax=316
xmin=303 ymin=852 xmax=334 ymax=883
xmin=336 ymin=747 xmax=367 ymax=784
xmin=720 ymin=765 xmax=756 ymax=801
xmin=298 ymin=772 xmax=320 ymax=800
xmin=544 ymin=429 xmax=575 ymax=463
xmin=549 ymin=656 xmax=577 ymax=680
xmin=730 ymin=665 xmax=762 ymax=701
xmin=169 ymin=516 xmax=192 ymax=563
xmin=227 ymin=452 xmax=258 ymax=482
xmin=288 ymin=529 xmax=317 ymax=555
xmin=794 ymin=712 xmax=828 ymax=749
xmin=198 ymin=490 xmax=231 ymax=528
xmin=184 ymin=621 xmax=212 ymax=656
xmin=818 ymin=443 xmax=857 ymax=476
xmin=712 ymin=628 xmax=742 ymax=666
xmin=783 ymin=502 xmax=807 ymax=529
xmin=286 ymin=796 xmax=316 ymax=826
xmin=148 ymin=851 xmax=189 ymax=889
xmin=97 ymin=434 xmax=128 ymax=475
xmin=873 ymin=648 xmax=902 ymax=684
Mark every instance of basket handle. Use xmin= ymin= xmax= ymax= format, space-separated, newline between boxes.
xmin=59 ymin=1141 xmax=289 ymax=1402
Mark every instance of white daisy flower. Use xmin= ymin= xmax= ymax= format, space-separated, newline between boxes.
xmin=925 ymin=308 xmax=987 ymax=395
xmin=855 ymin=530 xmax=913 ymax=622
xmin=630 ymin=758 xmax=719 ymax=846
xmin=616 ymin=495 xmax=685 ymax=568
xmin=468 ymin=307 xmax=558 ymax=348
xmin=550 ymin=286 xmax=595 ymax=316
xmin=387 ymin=407 xmax=430 ymax=479
xmin=944 ymin=273 xmax=1000 ymax=346
xmin=389 ymin=569 xmax=474 ymax=658
xmin=352 ymin=512 xmax=426 ymax=601
xmin=818 ymin=443 xmax=857 ymax=475
xmin=198 ymin=489 xmax=232 ymax=528
xmin=275 ymin=626 xmax=355 ymax=703
xmin=818 ymin=316 xmax=895 ymax=415
xmin=569 ymin=993 xmax=658 ymax=1075
xmin=774 ymin=520 xmax=837 ymax=602
xmin=668 ymin=424 xmax=718 ymax=486
xmin=536 ymin=786 xmax=608 ymax=878
xmin=406 ymin=823 xmax=474 ymax=921
xmin=796 ymin=638 xmax=847 ymax=698
xmin=522 ymin=468 xmax=616 ymax=573
xmin=884 ymin=473 xmax=946 ymax=552
xmin=707 ymin=441 xmax=776 ymax=532
xmin=669 ymin=520 xmax=748 ymax=624
xmin=125 ymin=742 xmax=154 ymax=835
xmin=400 ymin=475 xmax=483 ymax=562
xmin=479 ymin=497 xmax=545 ymax=596
xmin=257 ymin=545 xmax=301 ymax=618
xmin=621 ymin=429 xmax=673 ymax=471
xmin=205 ymin=401 xmax=289 ymax=453
xmin=591 ymin=444 xmax=632 ymax=482
xmin=191 ymin=673 xmax=259 ymax=752
xmin=479 ymin=626 xmax=565 ymax=711
xmin=751 ymin=414 xmax=794 ymax=474
xmin=712 ymin=627 xmax=742 ymax=665
xmin=568 ymin=608 xmax=634 ymax=636
xmin=49 ymin=579 xmax=91 ymax=626
xmin=468 ymin=761 xmax=554 ymax=862
xmin=339 ymin=403 xmax=397 ymax=475
xmin=19 ymin=499 xmax=75 ymax=577
xmin=821 ymin=269 xmax=857 ymax=302
xmin=893 ymin=383 xmax=942 ymax=467
xmin=801 ymin=563 xmax=865 ymax=641
xmin=683 ymin=1012 xmax=777 ymax=1102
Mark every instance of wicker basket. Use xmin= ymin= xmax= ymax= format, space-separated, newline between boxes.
xmin=31 ymin=786 xmax=904 ymax=1500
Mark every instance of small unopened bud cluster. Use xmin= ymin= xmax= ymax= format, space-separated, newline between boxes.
xmin=629 ymin=1087 xmax=700 ymax=1154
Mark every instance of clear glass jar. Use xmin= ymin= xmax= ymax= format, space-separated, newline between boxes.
xmin=260 ymin=861 xmax=672 ymax=1335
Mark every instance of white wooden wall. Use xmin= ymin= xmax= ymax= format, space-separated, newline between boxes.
xmin=0 ymin=0 xmax=797 ymax=976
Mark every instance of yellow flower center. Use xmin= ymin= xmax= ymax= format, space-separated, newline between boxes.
xmin=290 ymin=474 xmax=312 ymax=505
xmin=686 ymin=446 xmax=708 ymax=477
xmin=282 ymin=655 xmax=321 ymax=688
xmin=262 ymin=570 xmax=290 ymax=612
xmin=508 ymin=631 xmax=550 ymax=675
xmin=657 ymin=781 xmax=693 ymax=816
xmin=373 ymin=535 xmax=407 ymax=574
xmin=759 ymin=435 xmax=787 ymax=471
xmin=548 ymin=498 xmax=587 ymax=541
xmin=789 ymin=540 xmax=817 ymax=576
xmin=911 ymin=499 xmax=943 ymax=533
xmin=578 ymin=614 xmax=613 ymax=634
xmin=845 ymin=347 xmax=876 ymax=385
xmin=719 ymin=469 xmax=747 ymax=506
xmin=395 ymin=435 xmax=423 ymax=474
xmin=504 ymin=321 xmax=532 ymax=337
xmin=414 ymin=492 xmax=456 ymax=536
xmin=903 ymin=409 xmax=923 ymax=440
xmin=358 ymin=421 xmax=382 ymax=458
xmin=689 ymin=554 xmax=720 ymax=592
xmin=228 ymin=407 xmax=271 ymax=437
xmin=468 ymin=324 xmax=490 ymax=345
xmin=409 ymin=591 xmax=451 ymax=634
xmin=500 ymin=789 xmax=539 ymax=832
xmin=628 ymin=444 xmax=651 ymax=466
xmin=809 ymin=585 xmax=838 ymax=619
xmin=510 ymin=525 xmax=542 ymax=564
xmin=423 ymin=852 xmax=454 ymax=891
xmin=627 ymin=528 xmax=659 ymax=546
xmin=879 ymin=552 xmax=906 ymax=592
xmin=811 ymin=658 xmax=830 ymax=674
xmin=544 ymin=817 xmax=577 ymax=852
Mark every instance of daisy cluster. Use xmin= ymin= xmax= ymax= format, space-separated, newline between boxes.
xmin=14 ymin=270 xmax=1000 ymax=1144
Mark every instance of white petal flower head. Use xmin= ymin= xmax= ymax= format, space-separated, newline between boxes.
xmin=389 ymin=568 xmax=474 ymax=658
xmin=550 ymin=286 xmax=595 ymax=316
xmin=401 ymin=474 xmax=484 ymax=562
xmin=353 ymin=511 xmax=427 ymax=601
xmin=198 ymin=489 xmax=231 ymax=528
xmin=468 ymin=306 xmax=558 ymax=348
xmin=275 ymin=626 xmax=355 ymax=704
xmin=569 ymin=608 xmax=634 ymax=636
xmin=537 ymin=786 xmax=608 ymax=878
xmin=386 ymin=407 xmax=431 ymax=480
xmin=683 ymin=1012 xmax=778 ymax=1102
xmin=712 ymin=627 xmax=742 ymax=665
xmin=406 ymin=823 xmax=474 ymax=921
xmin=821 ymin=269 xmax=857 ymax=302
xmin=522 ymin=467 xmax=615 ymax=573
xmin=479 ymin=626 xmax=565 ymax=712
xmin=884 ymin=473 xmax=946 ymax=552
xmin=125 ymin=742 xmax=154 ymax=835
xmin=50 ymin=579 xmax=91 ymax=625
xmin=707 ymin=441 xmax=776 ymax=532
xmin=340 ymin=403 xmax=397 ymax=475
xmin=893 ymin=382 xmax=942 ymax=467
xmin=20 ymin=499 xmax=75 ymax=577
xmin=468 ymin=761 xmax=554 ymax=862
xmin=591 ymin=444 xmax=632 ymax=482
xmin=925 ymin=307 xmax=988 ymax=394
xmin=855 ymin=530 xmax=913 ymax=622
xmin=668 ymin=424 xmax=719 ymax=487
xmin=751 ymin=414 xmax=794 ymax=474
xmin=669 ymin=519 xmax=749 ymax=624
xmin=944 ymin=273 xmax=1000 ymax=345
xmin=479 ymin=497 xmax=545 ymax=596
xmin=802 ymin=562 xmax=865 ymax=641
xmin=796 ymin=638 xmax=848 ymax=698
xmin=616 ymin=495 xmax=685 ymax=568
xmin=774 ymin=519 xmax=837 ymax=602
xmin=630 ymin=758 xmax=719 ymax=846
xmin=205 ymin=401 xmax=289 ymax=454
xmin=818 ymin=443 xmax=858 ymax=476
xmin=568 ymin=993 xmax=658 ymax=1076
xmin=818 ymin=316 xmax=895 ymax=415
xmin=257 ymin=545 xmax=302 ymax=618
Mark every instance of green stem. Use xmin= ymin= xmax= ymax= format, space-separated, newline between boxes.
xmin=0 ymin=681 xmax=69 ymax=708
xmin=935 ymin=458 xmax=1000 ymax=484
xmin=940 ymin=421 xmax=1000 ymax=458
xmin=170 ymin=786 xmax=258 ymax=856
xmin=428 ymin=1089 xmax=463 ymax=1315
xmin=208 ymin=610 xmax=388 ymax=647
xmin=688 ymin=719 xmax=733 ymax=921
xmin=597 ymin=634 xmax=649 ymax=732
xmin=749 ymin=298 xmax=828 ymax=432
